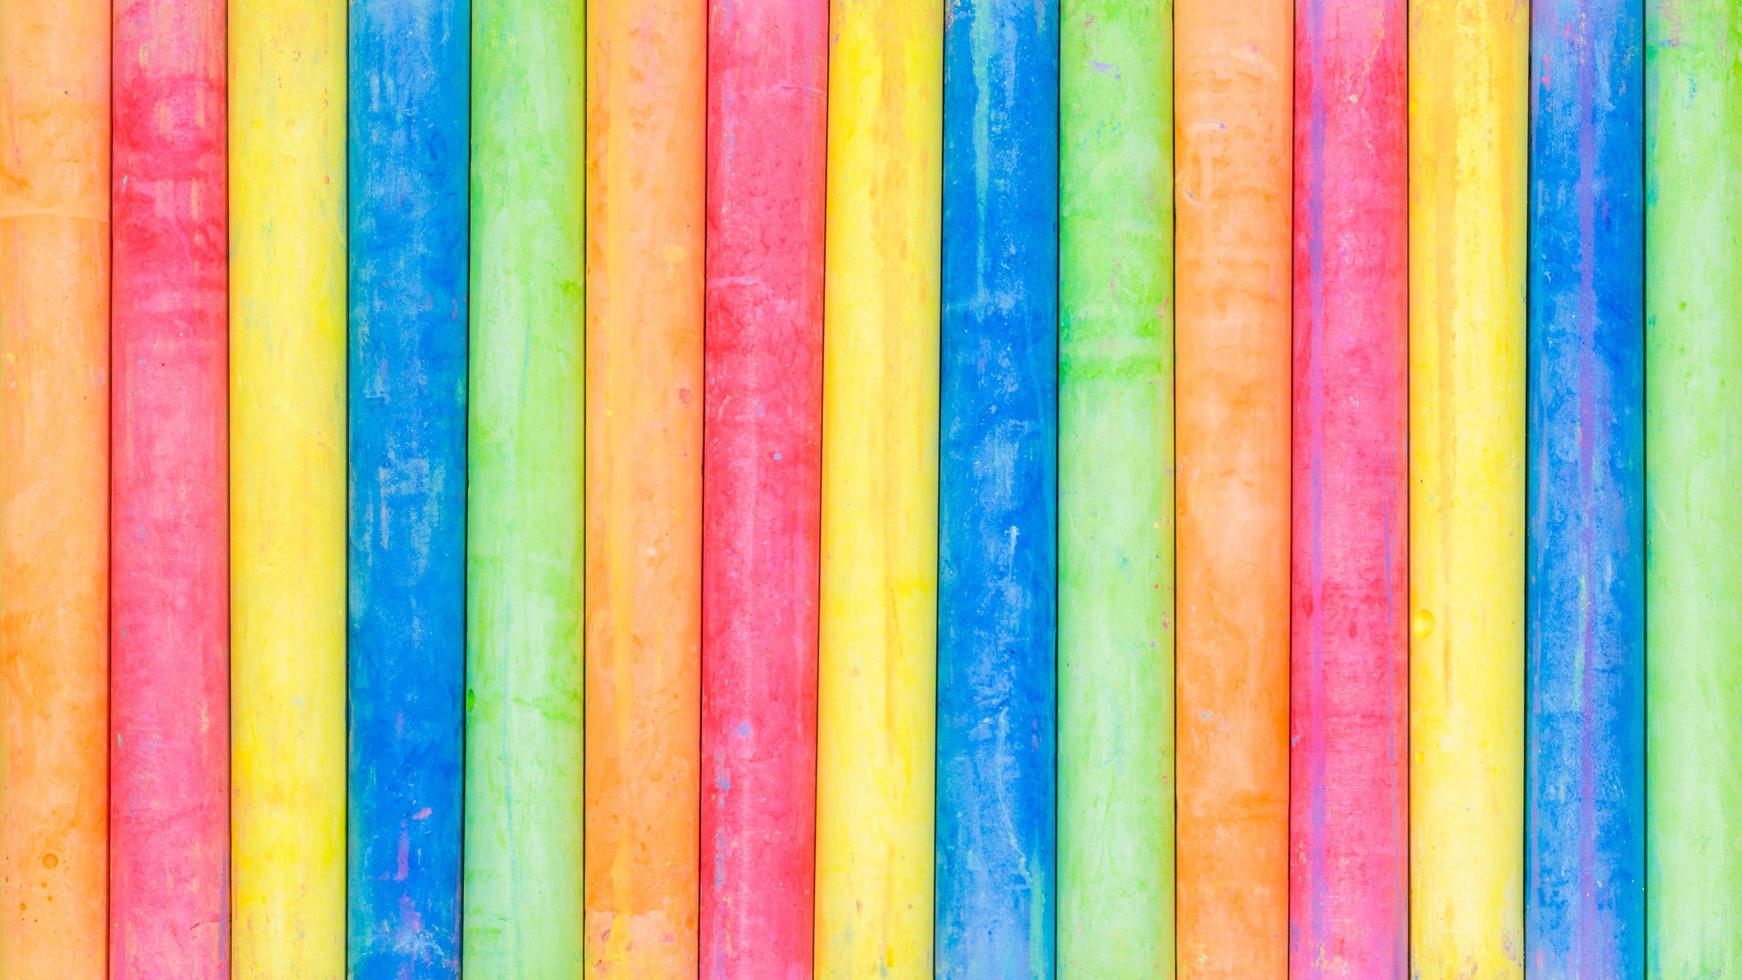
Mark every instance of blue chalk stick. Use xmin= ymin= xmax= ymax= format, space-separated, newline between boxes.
xmin=937 ymin=0 xmax=1060 ymax=976
xmin=1526 ymin=1 xmax=1646 ymax=975
xmin=346 ymin=3 xmax=469 ymax=975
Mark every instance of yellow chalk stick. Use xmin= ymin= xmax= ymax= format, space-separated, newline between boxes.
xmin=229 ymin=1 xmax=347 ymax=974
xmin=813 ymin=0 xmax=942 ymax=974
xmin=1409 ymin=1 xmax=1528 ymax=975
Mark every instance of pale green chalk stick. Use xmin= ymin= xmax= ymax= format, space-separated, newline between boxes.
xmin=463 ymin=2 xmax=586 ymax=975
xmin=1058 ymin=1 xmax=1175 ymax=974
xmin=1646 ymin=4 xmax=1742 ymax=977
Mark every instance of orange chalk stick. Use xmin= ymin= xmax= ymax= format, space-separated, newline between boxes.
xmin=0 ymin=1 xmax=110 ymax=975
xmin=1174 ymin=0 xmax=1293 ymax=975
xmin=584 ymin=0 xmax=706 ymax=973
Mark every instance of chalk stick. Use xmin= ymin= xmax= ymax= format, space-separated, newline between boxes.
xmin=1057 ymin=0 xmax=1173 ymax=975
xmin=229 ymin=0 xmax=347 ymax=973
xmin=1408 ymin=1 xmax=1527 ymax=974
xmin=1288 ymin=1 xmax=1408 ymax=975
xmin=936 ymin=1 xmax=1059 ymax=975
xmin=347 ymin=1 xmax=468 ymax=975
xmin=463 ymin=2 xmax=585 ymax=974
xmin=1526 ymin=1 xmax=1646 ymax=975
xmin=0 ymin=1 xmax=109 ymax=975
xmin=109 ymin=0 xmax=227 ymax=975
xmin=812 ymin=1 xmax=942 ymax=974
xmin=584 ymin=0 xmax=706 ymax=972
xmin=1645 ymin=3 xmax=1742 ymax=975
xmin=699 ymin=0 xmax=826 ymax=974
xmin=1174 ymin=1 xmax=1292 ymax=974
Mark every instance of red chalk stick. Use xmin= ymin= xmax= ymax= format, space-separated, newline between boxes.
xmin=109 ymin=1 xmax=229 ymax=975
xmin=699 ymin=0 xmax=827 ymax=974
xmin=1289 ymin=0 xmax=1409 ymax=974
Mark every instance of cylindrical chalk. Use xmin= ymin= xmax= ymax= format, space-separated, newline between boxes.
xmin=700 ymin=0 xmax=827 ymax=973
xmin=1408 ymin=1 xmax=1528 ymax=974
xmin=813 ymin=0 xmax=943 ymax=972
xmin=1289 ymin=0 xmax=1408 ymax=975
xmin=1645 ymin=3 xmax=1742 ymax=975
xmin=936 ymin=0 xmax=1060 ymax=973
xmin=1174 ymin=0 xmax=1293 ymax=973
xmin=584 ymin=0 xmax=706 ymax=972
xmin=0 ymin=1 xmax=110 ymax=974
xmin=1059 ymin=0 xmax=1175 ymax=972
xmin=347 ymin=0 xmax=469 ymax=974
xmin=110 ymin=0 xmax=228 ymax=975
xmin=1526 ymin=0 xmax=1646 ymax=974
xmin=463 ymin=2 xmax=586 ymax=974
xmin=230 ymin=0 xmax=348 ymax=973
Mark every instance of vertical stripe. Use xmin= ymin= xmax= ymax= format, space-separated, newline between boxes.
xmin=463 ymin=1 xmax=586 ymax=974
xmin=1527 ymin=0 xmax=1646 ymax=974
xmin=700 ymin=0 xmax=827 ymax=973
xmin=583 ymin=0 xmax=706 ymax=971
xmin=110 ymin=0 xmax=228 ymax=974
xmin=348 ymin=1 xmax=469 ymax=975
xmin=813 ymin=0 xmax=942 ymax=971
xmin=1645 ymin=3 xmax=1742 ymax=975
xmin=229 ymin=0 xmax=347 ymax=973
xmin=1408 ymin=0 xmax=1528 ymax=975
xmin=936 ymin=0 xmax=1059 ymax=974
xmin=0 ymin=0 xmax=110 ymax=975
xmin=1173 ymin=1 xmax=1292 ymax=974
xmin=1057 ymin=0 xmax=1173 ymax=974
xmin=1288 ymin=0 xmax=1408 ymax=975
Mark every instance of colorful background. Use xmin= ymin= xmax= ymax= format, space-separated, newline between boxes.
xmin=0 ymin=0 xmax=1722 ymax=977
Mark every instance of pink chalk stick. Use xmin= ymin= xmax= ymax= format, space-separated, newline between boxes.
xmin=1289 ymin=1 xmax=1409 ymax=975
xmin=699 ymin=0 xmax=827 ymax=974
xmin=109 ymin=1 xmax=229 ymax=975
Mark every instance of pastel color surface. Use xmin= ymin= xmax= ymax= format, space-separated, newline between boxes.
xmin=0 ymin=0 xmax=110 ymax=974
xmin=110 ymin=0 xmax=228 ymax=974
xmin=936 ymin=0 xmax=1060 ymax=974
xmin=11 ymin=4 xmax=1718 ymax=977
xmin=347 ymin=0 xmax=469 ymax=974
xmin=700 ymin=0 xmax=827 ymax=973
xmin=813 ymin=0 xmax=942 ymax=971
xmin=229 ymin=0 xmax=348 ymax=973
xmin=1174 ymin=0 xmax=1293 ymax=974
xmin=463 ymin=1 xmax=586 ymax=974
xmin=1527 ymin=0 xmax=1646 ymax=975
xmin=1289 ymin=0 xmax=1409 ymax=975
xmin=584 ymin=0 xmax=705 ymax=971
xmin=1409 ymin=0 xmax=1528 ymax=975
xmin=1057 ymin=0 xmax=1175 ymax=974
xmin=1646 ymin=2 xmax=1742 ymax=974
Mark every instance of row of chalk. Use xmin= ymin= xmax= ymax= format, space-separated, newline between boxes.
xmin=2 ymin=0 xmax=1735 ymax=978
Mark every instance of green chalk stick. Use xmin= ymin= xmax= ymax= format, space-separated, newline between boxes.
xmin=463 ymin=2 xmax=586 ymax=975
xmin=1646 ymin=4 xmax=1742 ymax=976
xmin=1058 ymin=0 xmax=1175 ymax=974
